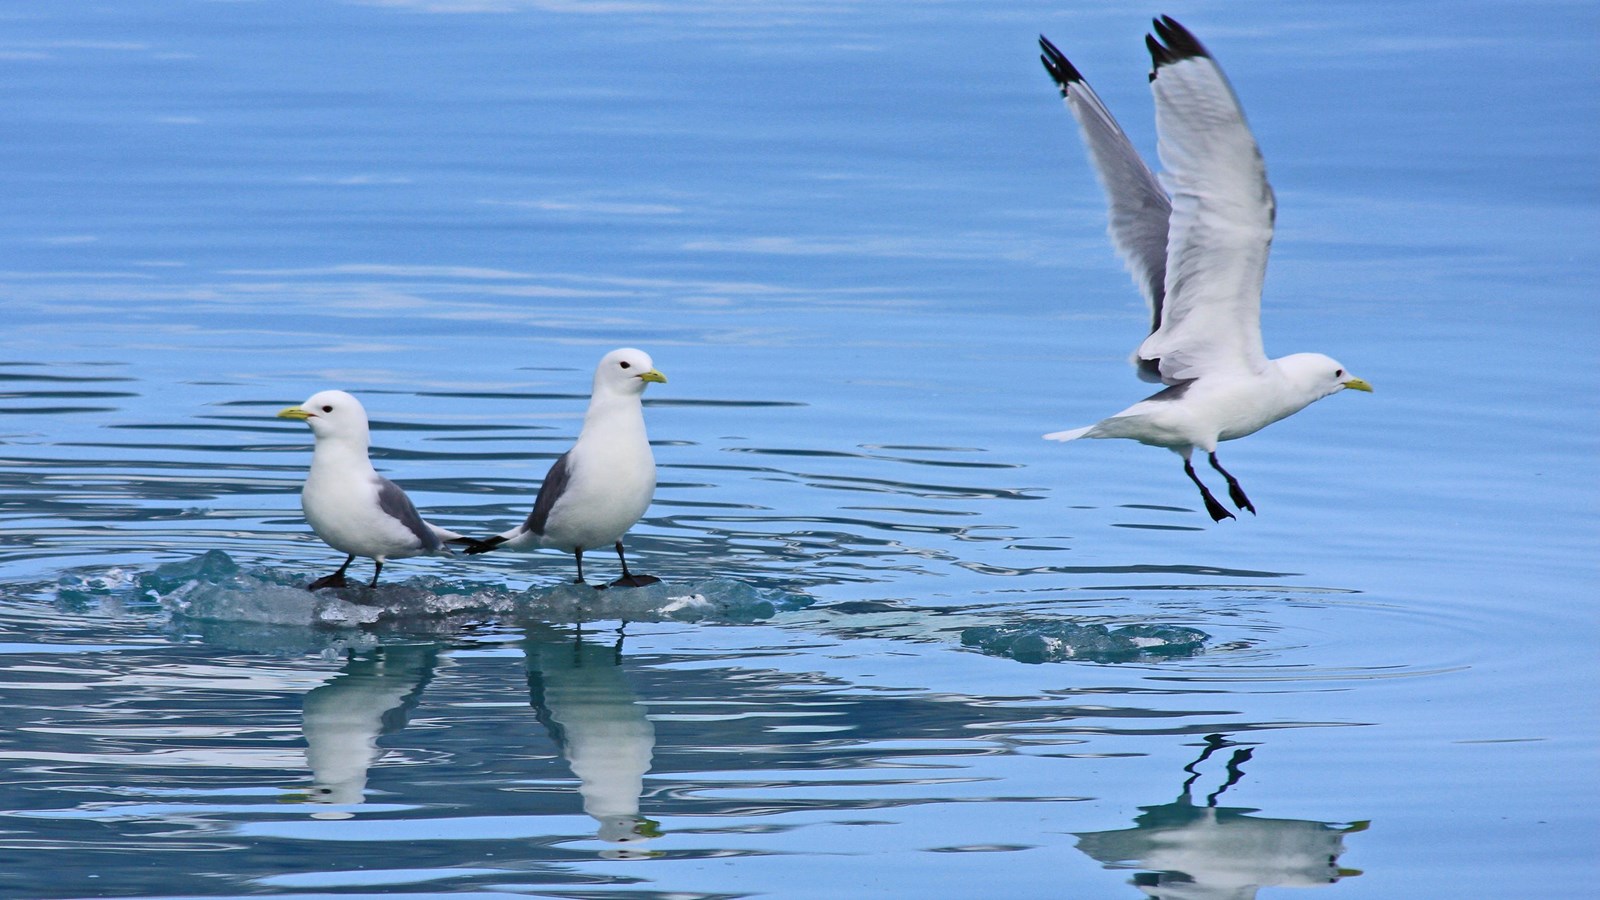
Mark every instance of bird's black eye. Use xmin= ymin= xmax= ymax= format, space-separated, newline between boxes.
xmin=619 ymin=361 xmax=631 ymax=369
xmin=1334 ymin=369 xmax=1344 ymax=378
xmin=321 ymin=405 xmax=334 ymax=413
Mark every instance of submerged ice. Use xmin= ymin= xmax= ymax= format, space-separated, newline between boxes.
xmin=961 ymin=621 xmax=1208 ymax=664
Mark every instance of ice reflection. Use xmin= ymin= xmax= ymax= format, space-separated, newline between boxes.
xmin=297 ymin=644 xmax=438 ymax=814
xmin=522 ymin=625 xmax=662 ymax=855
xmin=1075 ymin=734 xmax=1367 ymax=899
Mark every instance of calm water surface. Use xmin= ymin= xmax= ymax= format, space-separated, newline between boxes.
xmin=1 ymin=1 xmax=1596 ymax=897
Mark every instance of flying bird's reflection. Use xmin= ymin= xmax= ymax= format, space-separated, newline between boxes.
xmin=523 ymin=625 xmax=662 ymax=854
xmin=298 ymin=643 xmax=437 ymax=815
xmin=1075 ymin=734 xmax=1367 ymax=899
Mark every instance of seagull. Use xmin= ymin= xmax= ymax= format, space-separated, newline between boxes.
xmin=277 ymin=390 xmax=466 ymax=589
xmin=462 ymin=348 xmax=666 ymax=588
xmin=1038 ymin=17 xmax=1371 ymax=522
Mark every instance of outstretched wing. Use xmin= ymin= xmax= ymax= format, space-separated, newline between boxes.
xmin=1039 ymin=34 xmax=1172 ymax=384
xmin=1138 ymin=15 xmax=1272 ymax=381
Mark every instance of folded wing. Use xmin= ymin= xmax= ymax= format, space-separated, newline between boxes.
xmin=375 ymin=477 xmax=445 ymax=552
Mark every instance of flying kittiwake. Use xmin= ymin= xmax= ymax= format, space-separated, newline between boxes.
xmin=1038 ymin=17 xmax=1371 ymax=521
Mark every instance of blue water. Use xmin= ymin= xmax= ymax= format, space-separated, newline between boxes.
xmin=2 ymin=1 xmax=1597 ymax=897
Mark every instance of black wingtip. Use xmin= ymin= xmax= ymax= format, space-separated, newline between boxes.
xmin=1038 ymin=33 xmax=1083 ymax=93
xmin=458 ymin=536 xmax=506 ymax=556
xmin=1147 ymin=14 xmax=1209 ymax=76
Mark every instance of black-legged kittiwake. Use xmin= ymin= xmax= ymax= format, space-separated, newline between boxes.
xmin=462 ymin=348 xmax=666 ymax=588
xmin=1038 ymin=17 xmax=1371 ymax=522
xmin=277 ymin=390 xmax=466 ymax=589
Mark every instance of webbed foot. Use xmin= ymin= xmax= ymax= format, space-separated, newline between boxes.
xmin=609 ymin=573 xmax=661 ymax=588
xmin=1202 ymin=493 xmax=1236 ymax=522
xmin=1227 ymin=483 xmax=1256 ymax=516
xmin=308 ymin=572 xmax=348 ymax=590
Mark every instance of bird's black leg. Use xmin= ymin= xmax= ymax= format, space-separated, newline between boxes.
xmin=368 ymin=558 xmax=384 ymax=588
xmin=309 ymin=555 xmax=355 ymax=590
xmin=609 ymin=540 xmax=660 ymax=588
xmin=1184 ymin=458 xmax=1235 ymax=522
xmin=573 ymin=547 xmax=593 ymax=588
xmin=1208 ymin=452 xmax=1255 ymax=515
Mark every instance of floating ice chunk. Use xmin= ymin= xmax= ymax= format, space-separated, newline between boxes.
xmin=63 ymin=552 xmax=812 ymax=631
xmin=114 ymin=551 xmax=514 ymax=629
xmin=160 ymin=573 xmax=383 ymax=628
xmin=142 ymin=549 xmax=241 ymax=591
xmin=961 ymin=621 xmax=1208 ymax=664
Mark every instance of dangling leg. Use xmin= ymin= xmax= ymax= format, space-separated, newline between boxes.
xmin=609 ymin=540 xmax=660 ymax=588
xmin=1208 ymin=452 xmax=1255 ymax=515
xmin=309 ymin=554 xmax=355 ymax=590
xmin=367 ymin=558 xmax=384 ymax=588
xmin=1183 ymin=458 xmax=1235 ymax=522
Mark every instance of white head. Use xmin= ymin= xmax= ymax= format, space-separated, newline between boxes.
xmin=591 ymin=348 xmax=667 ymax=399
xmin=1277 ymin=353 xmax=1373 ymax=401
xmin=276 ymin=389 xmax=372 ymax=448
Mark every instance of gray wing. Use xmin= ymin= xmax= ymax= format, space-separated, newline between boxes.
xmin=1040 ymin=34 xmax=1172 ymax=384
xmin=1138 ymin=16 xmax=1272 ymax=381
xmin=376 ymin=477 xmax=443 ymax=552
xmin=522 ymin=451 xmax=573 ymax=536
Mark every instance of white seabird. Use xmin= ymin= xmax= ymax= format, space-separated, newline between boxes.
xmin=277 ymin=390 xmax=465 ymax=589
xmin=1038 ymin=17 xmax=1371 ymax=521
xmin=463 ymin=348 xmax=666 ymax=588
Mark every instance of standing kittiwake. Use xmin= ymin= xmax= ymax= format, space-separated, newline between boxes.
xmin=1038 ymin=17 xmax=1371 ymax=522
xmin=462 ymin=348 xmax=666 ymax=588
xmin=277 ymin=390 xmax=467 ymax=589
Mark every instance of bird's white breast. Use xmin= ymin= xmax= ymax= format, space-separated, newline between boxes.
xmin=1100 ymin=369 xmax=1309 ymax=451
xmin=1211 ymin=367 xmax=1323 ymax=442
xmin=539 ymin=421 xmax=656 ymax=552
xmin=302 ymin=449 xmax=423 ymax=559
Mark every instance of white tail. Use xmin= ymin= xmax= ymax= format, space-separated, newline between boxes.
xmin=1043 ymin=425 xmax=1093 ymax=442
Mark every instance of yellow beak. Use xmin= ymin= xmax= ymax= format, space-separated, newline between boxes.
xmin=276 ymin=406 xmax=312 ymax=420
xmin=638 ymin=369 xmax=667 ymax=384
xmin=1342 ymin=377 xmax=1374 ymax=393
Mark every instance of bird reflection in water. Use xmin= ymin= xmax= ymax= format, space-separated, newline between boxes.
xmin=296 ymin=643 xmax=437 ymax=817
xmin=1075 ymin=734 xmax=1367 ymax=899
xmin=523 ymin=624 xmax=662 ymax=857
